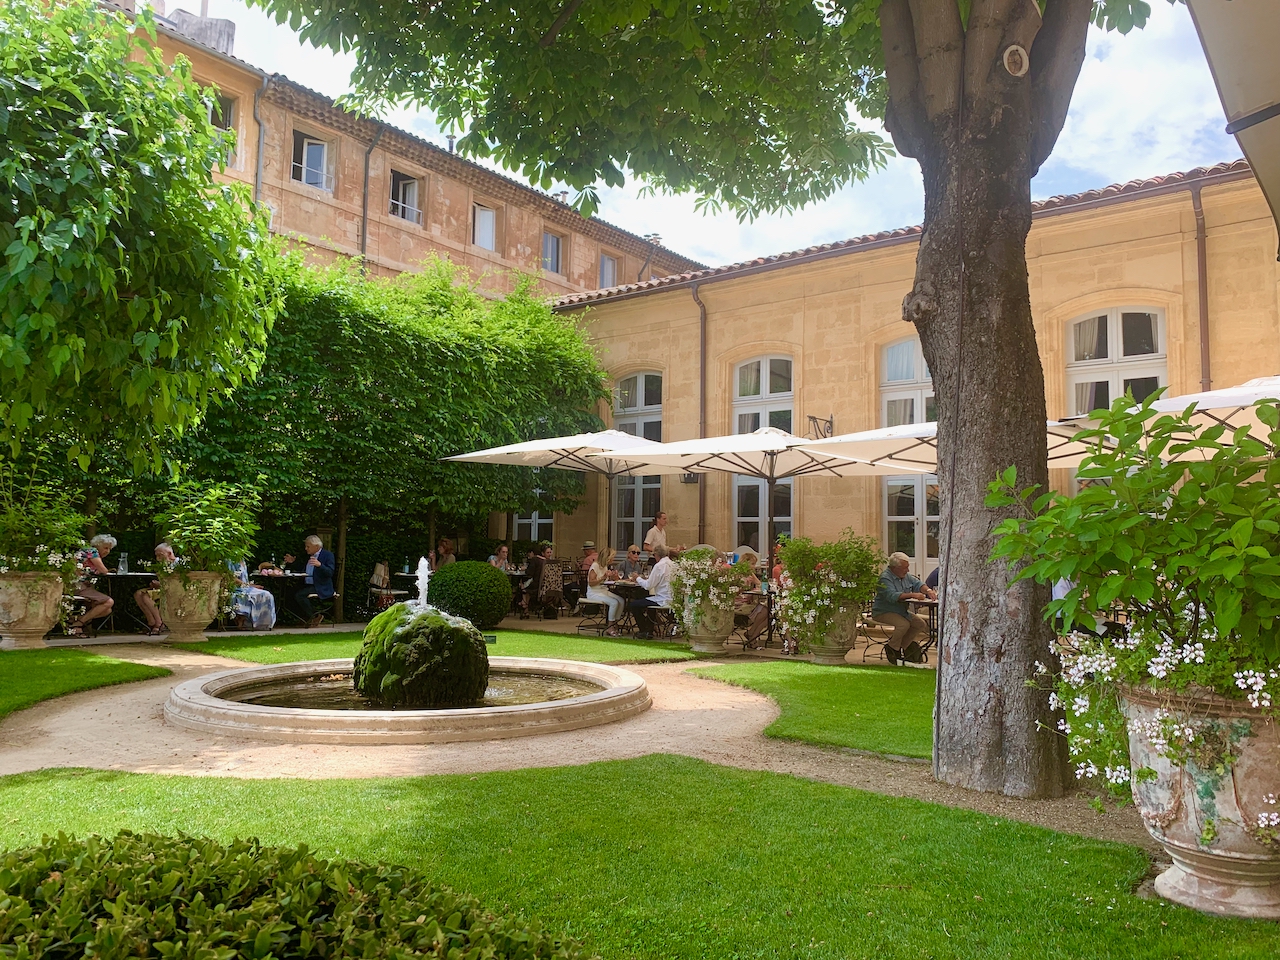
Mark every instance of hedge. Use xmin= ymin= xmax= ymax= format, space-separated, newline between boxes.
xmin=426 ymin=561 xmax=514 ymax=629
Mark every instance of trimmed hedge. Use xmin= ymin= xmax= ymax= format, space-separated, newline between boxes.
xmin=427 ymin=560 xmax=513 ymax=629
xmin=0 ymin=830 xmax=592 ymax=959
xmin=353 ymin=604 xmax=490 ymax=708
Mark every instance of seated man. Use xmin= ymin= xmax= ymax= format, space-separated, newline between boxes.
xmin=289 ymin=535 xmax=336 ymax=627
xmin=870 ymin=551 xmax=936 ymax=664
xmin=134 ymin=542 xmax=176 ymax=637
xmin=628 ymin=545 xmax=674 ymax=639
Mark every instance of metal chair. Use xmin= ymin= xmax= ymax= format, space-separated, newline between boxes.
xmin=368 ymin=561 xmax=409 ymax=612
xmin=576 ymin=599 xmax=609 ymax=635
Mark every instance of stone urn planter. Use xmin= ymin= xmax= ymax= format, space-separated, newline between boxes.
xmin=682 ymin=601 xmax=735 ymax=653
xmin=0 ymin=572 xmax=64 ymax=649
xmin=159 ymin=571 xmax=223 ymax=643
xmin=807 ymin=611 xmax=859 ymax=666
xmin=1121 ymin=685 xmax=1280 ymax=919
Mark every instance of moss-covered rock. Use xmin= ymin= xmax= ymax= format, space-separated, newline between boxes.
xmin=352 ymin=603 xmax=489 ymax=708
xmin=426 ymin=560 xmax=514 ymax=629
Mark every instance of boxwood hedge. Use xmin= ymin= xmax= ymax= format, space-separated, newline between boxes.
xmin=426 ymin=561 xmax=514 ymax=629
xmin=0 ymin=831 xmax=593 ymax=959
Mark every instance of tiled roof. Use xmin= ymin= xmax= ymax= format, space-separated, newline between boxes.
xmin=554 ymin=158 xmax=1254 ymax=309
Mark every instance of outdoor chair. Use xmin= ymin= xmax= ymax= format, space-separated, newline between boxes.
xmin=576 ymin=599 xmax=609 ymax=635
xmin=858 ymin=603 xmax=895 ymax=662
xmin=304 ymin=591 xmax=339 ymax=626
xmin=368 ymin=561 xmax=408 ymax=612
xmin=649 ymin=604 xmax=679 ymax=640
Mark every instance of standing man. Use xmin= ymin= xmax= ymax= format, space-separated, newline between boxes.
xmin=291 ymin=534 xmax=336 ymax=627
xmin=629 ymin=545 xmax=674 ymax=639
xmin=870 ymin=551 xmax=936 ymax=664
xmin=644 ymin=511 xmax=683 ymax=554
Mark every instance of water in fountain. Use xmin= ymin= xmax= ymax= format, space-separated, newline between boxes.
xmin=409 ymin=556 xmax=432 ymax=613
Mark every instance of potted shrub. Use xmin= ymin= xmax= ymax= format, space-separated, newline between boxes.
xmin=989 ymin=394 xmax=1280 ymax=918
xmin=154 ymin=483 xmax=260 ymax=643
xmin=672 ymin=549 xmax=753 ymax=653
xmin=0 ymin=476 xmax=84 ymax=648
xmin=775 ymin=531 xmax=883 ymax=664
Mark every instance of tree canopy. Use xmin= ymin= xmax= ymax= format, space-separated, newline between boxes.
xmin=0 ymin=0 xmax=285 ymax=471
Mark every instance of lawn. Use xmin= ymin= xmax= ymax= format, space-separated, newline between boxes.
xmin=0 ymin=647 xmax=169 ymax=721
xmin=0 ymin=755 xmax=1274 ymax=959
xmin=691 ymin=660 xmax=935 ymax=759
xmin=200 ymin=629 xmax=696 ymax=665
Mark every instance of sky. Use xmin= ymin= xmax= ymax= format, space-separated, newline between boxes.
xmin=180 ymin=0 xmax=1239 ymax=269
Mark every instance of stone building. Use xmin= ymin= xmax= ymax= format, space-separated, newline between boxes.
xmin=136 ymin=5 xmax=702 ymax=295
xmin=538 ymin=161 xmax=1280 ymax=574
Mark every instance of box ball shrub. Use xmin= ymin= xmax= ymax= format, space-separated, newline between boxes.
xmin=427 ymin=560 xmax=513 ymax=629
xmin=353 ymin=603 xmax=489 ymax=707
xmin=0 ymin=830 xmax=592 ymax=959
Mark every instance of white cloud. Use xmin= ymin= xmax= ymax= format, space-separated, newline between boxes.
xmin=171 ymin=0 xmax=1238 ymax=268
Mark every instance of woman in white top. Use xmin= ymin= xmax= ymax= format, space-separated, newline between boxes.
xmin=586 ymin=547 xmax=624 ymax=636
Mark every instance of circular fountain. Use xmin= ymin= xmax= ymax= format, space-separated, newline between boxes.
xmin=163 ymin=559 xmax=650 ymax=744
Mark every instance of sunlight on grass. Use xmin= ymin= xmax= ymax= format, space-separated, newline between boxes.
xmin=0 ymin=648 xmax=169 ymax=721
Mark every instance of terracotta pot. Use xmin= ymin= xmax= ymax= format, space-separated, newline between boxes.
xmin=0 ymin=572 xmax=64 ymax=649
xmin=160 ymin=572 xmax=223 ymax=643
xmin=807 ymin=611 xmax=859 ymax=666
xmin=683 ymin=601 xmax=734 ymax=653
xmin=1121 ymin=685 xmax=1280 ymax=919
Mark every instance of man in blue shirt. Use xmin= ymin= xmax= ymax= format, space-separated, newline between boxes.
xmin=871 ymin=552 xmax=936 ymax=664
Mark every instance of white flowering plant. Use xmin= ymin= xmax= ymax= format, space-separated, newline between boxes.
xmin=0 ymin=468 xmax=85 ymax=586
xmin=989 ymin=393 xmax=1280 ymax=799
xmin=774 ymin=530 xmax=882 ymax=651
xmin=671 ymin=548 xmax=753 ymax=630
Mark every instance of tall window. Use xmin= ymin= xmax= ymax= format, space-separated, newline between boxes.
xmin=515 ymin=511 xmax=553 ymax=543
xmin=473 ymin=204 xmax=497 ymax=251
xmin=733 ymin=356 xmax=794 ymax=551
xmin=208 ymin=93 xmax=236 ymax=163
xmin=542 ymin=231 xmax=563 ymax=273
xmin=389 ymin=170 xmax=422 ymax=224
xmin=614 ymin=372 xmax=663 ymax=551
xmin=1066 ymin=308 xmax=1166 ymax=416
xmin=291 ymin=131 xmax=332 ymax=191
xmin=880 ymin=338 xmax=939 ymax=575
xmin=599 ymin=253 xmax=619 ymax=289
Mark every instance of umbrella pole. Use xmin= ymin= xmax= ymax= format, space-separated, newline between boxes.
xmin=605 ymin=473 xmax=614 ymax=554
xmin=766 ymin=476 xmax=776 ymax=649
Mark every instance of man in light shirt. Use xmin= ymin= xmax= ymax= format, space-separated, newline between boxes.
xmin=643 ymin=511 xmax=669 ymax=553
xmin=629 ymin=545 xmax=674 ymax=639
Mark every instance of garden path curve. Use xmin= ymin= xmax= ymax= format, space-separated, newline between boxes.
xmin=0 ymin=645 xmax=1153 ymax=850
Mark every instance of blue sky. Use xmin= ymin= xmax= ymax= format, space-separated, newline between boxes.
xmin=186 ymin=0 xmax=1239 ymax=268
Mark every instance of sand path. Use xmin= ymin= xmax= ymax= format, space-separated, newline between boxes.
xmin=0 ymin=644 xmax=1153 ymax=850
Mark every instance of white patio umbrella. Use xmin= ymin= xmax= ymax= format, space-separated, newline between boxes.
xmin=1149 ymin=375 xmax=1280 ymax=437
xmin=798 ymin=419 xmax=1107 ymax=472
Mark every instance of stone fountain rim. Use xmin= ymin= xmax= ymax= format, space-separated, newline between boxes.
xmin=163 ymin=656 xmax=651 ymax=744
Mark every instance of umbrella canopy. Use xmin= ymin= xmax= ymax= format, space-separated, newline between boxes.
xmin=445 ymin=429 xmax=691 ymax=478
xmin=798 ymin=420 xmax=1104 ymax=471
xmin=1149 ymin=375 xmax=1280 ymax=436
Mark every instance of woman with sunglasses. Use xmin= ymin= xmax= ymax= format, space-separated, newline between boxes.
xmin=617 ymin=545 xmax=645 ymax=580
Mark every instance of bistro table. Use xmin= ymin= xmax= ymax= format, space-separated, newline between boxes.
xmin=906 ymin=597 xmax=939 ymax=660
xmin=607 ymin=580 xmax=648 ymax=635
xmin=252 ymin=571 xmax=308 ymax=625
xmin=97 ymin=571 xmax=158 ymax=633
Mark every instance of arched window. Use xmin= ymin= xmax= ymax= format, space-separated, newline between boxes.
xmin=733 ymin=356 xmax=794 ymax=550
xmin=1065 ymin=308 xmax=1166 ymax=416
xmin=880 ymin=338 xmax=938 ymax=575
xmin=613 ymin=372 xmax=663 ymax=551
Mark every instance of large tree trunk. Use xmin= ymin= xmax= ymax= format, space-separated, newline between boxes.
xmin=881 ymin=0 xmax=1093 ymax=796
xmin=334 ymin=493 xmax=349 ymax=622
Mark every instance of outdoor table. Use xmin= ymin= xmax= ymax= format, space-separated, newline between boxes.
xmin=907 ymin=597 xmax=939 ymax=659
xmin=608 ymin=581 xmax=648 ymax=635
xmin=252 ymin=572 xmax=308 ymax=625
xmin=97 ymin=572 xmax=157 ymax=633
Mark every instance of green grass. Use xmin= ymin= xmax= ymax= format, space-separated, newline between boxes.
xmin=0 ymin=648 xmax=169 ymax=721
xmin=200 ymin=629 xmax=696 ymax=665
xmin=0 ymin=756 xmax=1274 ymax=959
xmin=691 ymin=660 xmax=935 ymax=758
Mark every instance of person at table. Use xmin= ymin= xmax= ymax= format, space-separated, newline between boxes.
xmin=488 ymin=544 xmax=514 ymax=570
xmin=586 ymin=548 xmax=624 ymax=637
xmin=289 ymin=535 xmax=336 ymax=627
xmin=433 ymin=538 xmax=456 ymax=570
xmin=579 ymin=541 xmax=598 ymax=573
xmin=871 ymin=551 xmax=936 ymax=665
xmin=67 ymin=534 xmax=117 ymax=637
xmin=617 ymin=544 xmax=645 ymax=580
xmin=643 ymin=511 xmax=687 ymax=554
xmin=629 ymin=545 xmax=674 ymax=639
xmin=228 ymin=557 xmax=277 ymax=630
xmin=133 ymin=541 xmax=176 ymax=637
xmin=523 ymin=543 xmax=561 ymax=617
xmin=925 ymin=566 xmax=940 ymax=590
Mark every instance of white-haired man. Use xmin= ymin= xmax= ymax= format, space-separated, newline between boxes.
xmin=870 ymin=552 xmax=935 ymax=664
xmin=285 ymin=535 xmax=336 ymax=627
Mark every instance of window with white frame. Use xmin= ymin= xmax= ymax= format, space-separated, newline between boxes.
xmin=291 ymin=130 xmax=332 ymax=191
xmin=1066 ymin=308 xmax=1166 ymax=416
xmin=389 ymin=170 xmax=422 ymax=224
xmin=207 ymin=93 xmax=237 ymax=163
xmin=542 ymin=231 xmax=564 ymax=273
xmin=733 ymin=356 xmax=794 ymax=552
xmin=473 ymin=203 xmax=497 ymax=251
xmin=880 ymin=338 xmax=939 ymax=576
xmin=599 ymin=253 xmax=619 ymax=289
xmin=614 ymin=372 xmax=663 ymax=551
xmin=515 ymin=511 xmax=553 ymax=544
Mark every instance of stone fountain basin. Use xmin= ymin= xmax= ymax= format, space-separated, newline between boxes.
xmin=164 ymin=657 xmax=650 ymax=744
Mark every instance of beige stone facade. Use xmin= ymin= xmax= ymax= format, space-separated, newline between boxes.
xmin=548 ymin=162 xmax=1280 ymax=572
xmin=143 ymin=14 xmax=700 ymax=296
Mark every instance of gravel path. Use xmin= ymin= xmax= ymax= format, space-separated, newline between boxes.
xmin=0 ymin=644 xmax=1153 ymax=851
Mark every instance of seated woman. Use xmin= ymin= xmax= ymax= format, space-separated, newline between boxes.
xmin=585 ymin=548 xmax=624 ymax=637
xmin=228 ymin=558 xmax=277 ymax=630
xmin=133 ymin=542 xmax=176 ymax=636
xmin=68 ymin=534 xmax=117 ymax=637
xmin=488 ymin=544 xmax=513 ymax=570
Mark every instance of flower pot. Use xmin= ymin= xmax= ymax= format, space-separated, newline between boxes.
xmin=683 ymin=601 xmax=734 ymax=653
xmin=807 ymin=611 xmax=859 ymax=666
xmin=1121 ymin=685 xmax=1280 ymax=919
xmin=0 ymin=572 xmax=64 ymax=649
xmin=160 ymin=572 xmax=223 ymax=643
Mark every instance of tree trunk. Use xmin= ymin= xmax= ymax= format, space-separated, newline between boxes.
xmin=880 ymin=0 xmax=1092 ymax=797
xmin=334 ymin=494 xmax=348 ymax=622
xmin=427 ymin=505 xmax=436 ymax=570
